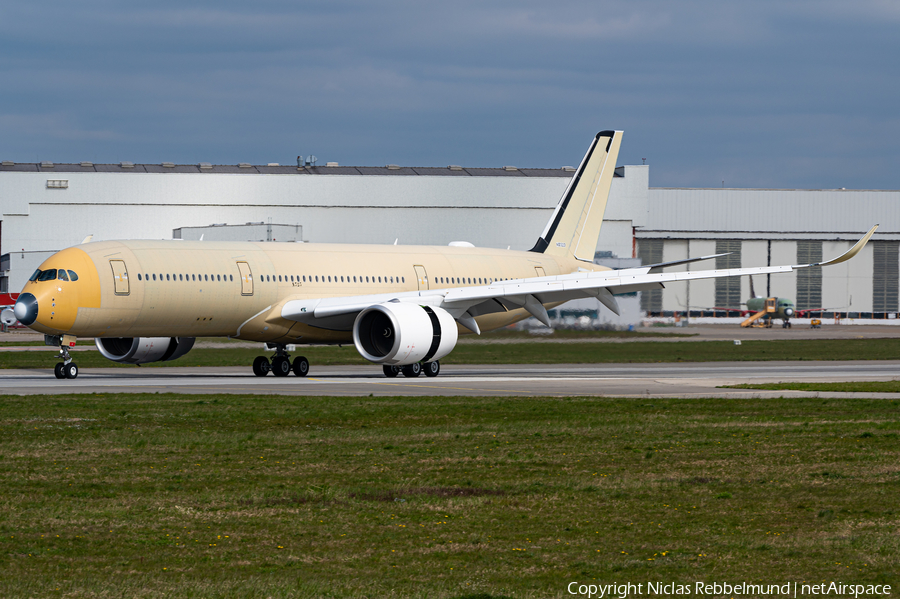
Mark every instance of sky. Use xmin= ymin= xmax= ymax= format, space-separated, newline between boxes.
xmin=1 ymin=0 xmax=898 ymax=189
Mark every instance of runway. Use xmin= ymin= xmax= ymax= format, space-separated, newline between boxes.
xmin=3 ymin=361 xmax=900 ymax=398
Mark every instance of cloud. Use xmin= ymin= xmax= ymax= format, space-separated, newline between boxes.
xmin=0 ymin=1 xmax=897 ymax=188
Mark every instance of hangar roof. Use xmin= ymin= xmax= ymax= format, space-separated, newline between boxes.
xmin=0 ymin=161 xmax=581 ymax=177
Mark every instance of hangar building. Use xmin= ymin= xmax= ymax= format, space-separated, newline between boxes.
xmin=1 ymin=160 xmax=895 ymax=321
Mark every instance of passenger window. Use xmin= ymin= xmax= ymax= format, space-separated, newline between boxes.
xmin=138 ymin=274 xmax=142 ymax=281
xmin=58 ymin=269 xmax=69 ymax=281
xmin=152 ymin=274 xmax=157 ymax=281
xmin=352 ymin=276 xmax=356 ymax=283
xmin=366 ymin=276 xmax=369 ymax=283
xmin=217 ymin=274 xmax=221 ymax=281
xmin=29 ymin=269 xmax=41 ymax=282
xmin=302 ymin=275 xmax=306 ymax=282
xmin=165 ymin=274 xmax=169 ymax=281
xmin=203 ymin=274 xmax=207 ymax=281
xmin=378 ymin=276 xmax=381 ymax=283
xmin=389 ymin=276 xmax=393 ymax=284
xmin=402 ymin=276 xmax=405 ymax=283
xmin=229 ymin=274 xmax=233 ymax=281
xmin=38 ymin=269 xmax=57 ymax=282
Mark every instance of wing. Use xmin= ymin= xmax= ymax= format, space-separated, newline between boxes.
xmin=281 ymin=225 xmax=878 ymax=333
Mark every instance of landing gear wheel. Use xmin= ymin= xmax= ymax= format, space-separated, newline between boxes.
xmin=272 ymin=356 xmax=291 ymax=377
xmin=292 ymin=356 xmax=309 ymax=377
xmin=252 ymin=356 xmax=271 ymax=377
xmin=63 ymin=363 xmax=78 ymax=379
xmin=787 ymin=322 xmax=792 ymax=328
xmin=423 ymin=360 xmax=440 ymax=377
xmin=54 ymin=363 xmax=66 ymax=379
xmin=383 ymin=365 xmax=401 ymax=378
xmin=401 ymin=362 xmax=422 ymax=378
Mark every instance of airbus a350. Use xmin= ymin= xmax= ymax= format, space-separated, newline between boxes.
xmin=1 ymin=131 xmax=878 ymax=379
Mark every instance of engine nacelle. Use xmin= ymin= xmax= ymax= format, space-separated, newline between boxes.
xmin=352 ymin=303 xmax=458 ymax=366
xmin=95 ymin=337 xmax=196 ymax=364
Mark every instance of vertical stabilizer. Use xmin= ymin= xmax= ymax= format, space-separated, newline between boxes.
xmin=530 ymin=130 xmax=623 ymax=261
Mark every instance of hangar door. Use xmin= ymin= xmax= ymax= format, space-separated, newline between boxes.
xmin=109 ymin=260 xmax=129 ymax=295
xmin=237 ymin=262 xmax=253 ymax=296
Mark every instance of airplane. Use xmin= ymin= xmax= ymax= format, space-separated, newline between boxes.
xmin=0 ymin=131 xmax=879 ymax=380
xmin=714 ymin=276 xmax=838 ymax=328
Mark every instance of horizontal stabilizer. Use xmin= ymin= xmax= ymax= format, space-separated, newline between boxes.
xmin=646 ymin=253 xmax=730 ymax=273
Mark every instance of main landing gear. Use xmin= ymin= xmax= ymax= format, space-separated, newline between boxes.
xmin=53 ymin=338 xmax=78 ymax=379
xmin=382 ymin=360 xmax=440 ymax=378
xmin=253 ymin=344 xmax=309 ymax=377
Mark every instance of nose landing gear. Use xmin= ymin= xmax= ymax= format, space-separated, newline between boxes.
xmin=52 ymin=335 xmax=78 ymax=379
xmin=252 ymin=344 xmax=309 ymax=377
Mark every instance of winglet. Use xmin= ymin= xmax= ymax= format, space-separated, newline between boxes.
xmin=799 ymin=225 xmax=879 ymax=268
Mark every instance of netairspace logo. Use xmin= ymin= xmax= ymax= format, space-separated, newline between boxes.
xmin=566 ymin=581 xmax=892 ymax=598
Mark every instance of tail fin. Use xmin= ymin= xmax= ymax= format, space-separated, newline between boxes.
xmin=529 ymin=130 xmax=623 ymax=261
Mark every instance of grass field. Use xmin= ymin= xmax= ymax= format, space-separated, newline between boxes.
xmin=3 ymin=337 xmax=900 ymax=370
xmin=1 ymin=393 xmax=898 ymax=597
xmin=726 ymin=382 xmax=900 ymax=393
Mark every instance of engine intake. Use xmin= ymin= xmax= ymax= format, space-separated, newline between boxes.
xmin=95 ymin=337 xmax=196 ymax=364
xmin=352 ymin=303 xmax=458 ymax=366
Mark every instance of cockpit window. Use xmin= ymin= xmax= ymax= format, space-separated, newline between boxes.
xmin=29 ymin=269 xmax=41 ymax=282
xmin=58 ymin=269 xmax=69 ymax=281
xmin=38 ymin=269 xmax=57 ymax=282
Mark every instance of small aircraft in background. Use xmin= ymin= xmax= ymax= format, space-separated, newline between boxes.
xmin=712 ymin=276 xmax=836 ymax=328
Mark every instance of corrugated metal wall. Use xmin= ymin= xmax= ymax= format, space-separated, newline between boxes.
xmin=796 ymin=241 xmax=822 ymax=310
xmin=714 ymin=240 xmax=742 ymax=308
xmin=873 ymin=242 xmax=899 ymax=313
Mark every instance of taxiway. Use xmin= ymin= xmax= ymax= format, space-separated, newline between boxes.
xmin=2 ymin=361 xmax=899 ymax=398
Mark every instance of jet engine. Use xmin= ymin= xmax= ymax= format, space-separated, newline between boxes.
xmin=95 ymin=337 xmax=196 ymax=364
xmin=352 ymin=303 xmax=458 ymax=366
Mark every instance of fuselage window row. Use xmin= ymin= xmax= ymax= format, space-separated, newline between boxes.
xmin=131 ymin=271 xmax=519 ymax=287
xmin=136 ymin=273 xmax=235 ymax=282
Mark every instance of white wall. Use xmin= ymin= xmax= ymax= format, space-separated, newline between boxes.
xmin=742 ymin=241 xmax=768 ymax=300
xmin=769 ymin=241 xmax=796 ymax=301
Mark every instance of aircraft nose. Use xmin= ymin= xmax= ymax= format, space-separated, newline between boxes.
xmin=784 ymin=307 xmax=794 ymax=317
xmin=14 ymin=293 xmax=38 ymax=326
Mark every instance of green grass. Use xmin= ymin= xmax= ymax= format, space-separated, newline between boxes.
xmin=725 ymin=381 xmax=900 ymax=393
xmin=3 ymin=338 xmax=900 ymax=370
xmin=1 ymin=393 xmax=898 ymax=597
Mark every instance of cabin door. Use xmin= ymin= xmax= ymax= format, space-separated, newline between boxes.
xmin=414 ymin=265 xmax=429 ymax=290
xmin=237 ymin=262 xmax=253 ymax=295
xmin=110 ymin=260 xmax=129 ymax=295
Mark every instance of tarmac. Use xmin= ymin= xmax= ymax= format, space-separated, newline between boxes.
xmin=2 ymin=361 xmax=899 ymax=399
xmin=2 ymin=324 xmax=898 ymax=398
